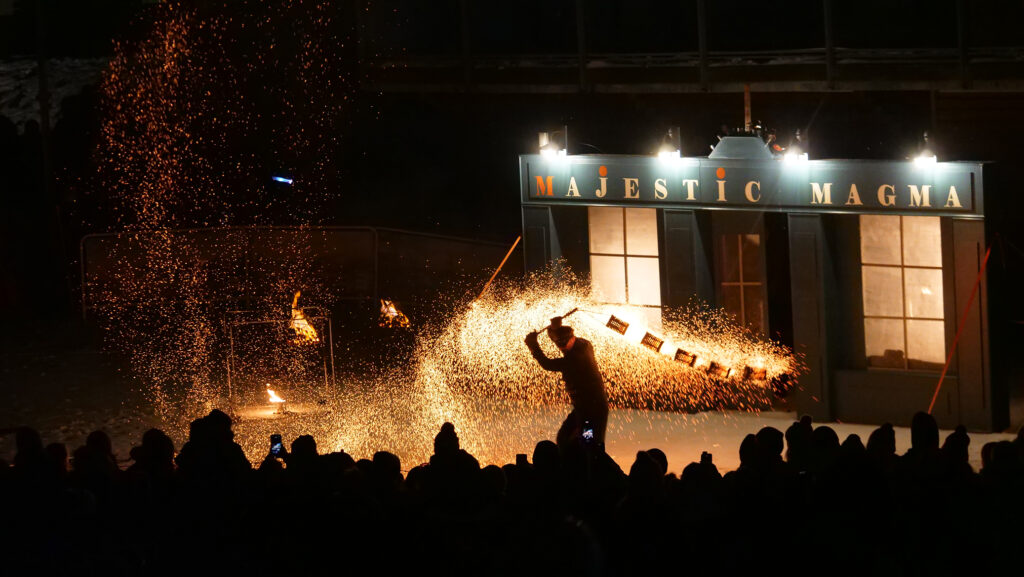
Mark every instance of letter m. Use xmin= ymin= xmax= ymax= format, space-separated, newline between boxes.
xmin=535 ymin=175 xmax=554 ymax=196
xmin=810 ymin=182 xmax=832 ymax=205
xmin=908 ymin=184 xmax=931 ymax=207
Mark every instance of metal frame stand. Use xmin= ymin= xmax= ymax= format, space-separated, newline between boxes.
xmin=225 ymin=307 xmax=336 ymax=413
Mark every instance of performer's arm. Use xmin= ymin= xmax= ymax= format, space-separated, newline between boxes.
xmin=525 ymin=331 xmax=566 ymax=372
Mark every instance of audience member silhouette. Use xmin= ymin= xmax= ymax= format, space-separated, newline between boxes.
xmin=1 ymin=410 xmax=1022 ymax=575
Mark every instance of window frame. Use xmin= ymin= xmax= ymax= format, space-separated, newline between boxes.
xmin=718 ymin=233 xmax=766 ymax=335
xmin=587 ymin=207 xmax=662 ymax=314
xmin=859 ymin=215 xmax=946 ymax=372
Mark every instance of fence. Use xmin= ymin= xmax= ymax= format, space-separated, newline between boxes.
xmin=79 ymin=226 xmax=521 ymax=321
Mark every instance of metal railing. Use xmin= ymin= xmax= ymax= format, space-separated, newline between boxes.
xmin=79 ymin=225 xmax=515 ymax=320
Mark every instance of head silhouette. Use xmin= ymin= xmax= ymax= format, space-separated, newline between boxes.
xmin=547 ymin=324 xmax=574 ymax=349
xmin=867 ymin=423 xmax=896 ymax=459
xmin=756 ymin=427 xmax=784 ymax=461
xmin=942 ymin=425 xmax=970 ymax=464
xmin=911 ymin=411 xmax=939 ymax=452
xmin=434 ymin=422 xmax=460 ymax=457
xmin=291 ymin=434 xmax=318 ymax=460
xmin=646 ymin=448 xmax=669 ymax=476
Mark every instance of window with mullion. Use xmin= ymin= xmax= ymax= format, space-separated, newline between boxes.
xmin=860 ymin=215 xmax=945 ymax=371
xmin=720 ymin=233 xmax=765 ymax=335
xmin=588 ymin=207 xmax=661 ymax=326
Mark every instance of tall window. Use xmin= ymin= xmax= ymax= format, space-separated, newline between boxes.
xmin=720 ymin=234 xmax=765 ymax=335
xmin=860 ymin=215 xmax=945 ymax=370
xmin=588 ymin=207 xmax=661 ymax=325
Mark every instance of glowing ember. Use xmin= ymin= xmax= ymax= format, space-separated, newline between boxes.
xmin=289 ymin=291 xmax=320 ymax=345
xmin=705 ymin=362 xmax=733 ymax=380
xmin=674 ymin=348 xmax=698 ymax=366
xmin=743 ymin=366 xmax=769 ymax=381
xmin=379 ymin=299 xmax=411 ymax=328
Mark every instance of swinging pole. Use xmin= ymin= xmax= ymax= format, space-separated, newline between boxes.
xmin=475 ymin=235 xmax=521 ymax=302
xmin=927 ymin=244 xmax=992 ymax=415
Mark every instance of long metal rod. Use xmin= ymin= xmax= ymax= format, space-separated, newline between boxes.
xmin=327 ymin=317 xmax=336 ymax=387
xmin=927 ymin=244 xmax=992 ymax=415
xmin=743 ymin=84 xmax=752 ymax=131
xmin=227 ymin=323 xmax=235 ymax=410
xmin=225 ymin=314 xmax=331 ymax=327
xmin=533 ymin=307 xmax=581 ymax=333
xmin=476 ymin=235 xmax=521 ymax=301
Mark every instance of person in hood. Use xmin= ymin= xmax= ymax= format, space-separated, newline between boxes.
xmin=525 ymin=316 xmax=609 ymax=448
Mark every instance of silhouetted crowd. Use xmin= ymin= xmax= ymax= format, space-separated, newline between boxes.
xmin=2 ymin=410 xmax=1023 ymax=576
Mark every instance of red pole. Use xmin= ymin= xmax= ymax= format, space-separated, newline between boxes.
xmin=927 ymin=244 xmax=992 ymax=415
xmin=476 ymin=235 xmax=521 ymax=301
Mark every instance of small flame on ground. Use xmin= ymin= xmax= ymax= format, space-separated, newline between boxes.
xmin=266 ymin=384 xmax=285 ymax=404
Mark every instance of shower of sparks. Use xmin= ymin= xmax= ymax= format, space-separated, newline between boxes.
xmin=90 ymin=1 xmax=353 ymax=429
xmin=82 ymin=1 xmax=804 ymax=469
xmin=413 ymin=268 xmax=802 ymax=413
xmin=409 ymin=267 xmax=804 ymax=461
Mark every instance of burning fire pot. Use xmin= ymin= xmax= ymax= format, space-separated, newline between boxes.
xmin=266 ymin=384 xmax=289 ymax=414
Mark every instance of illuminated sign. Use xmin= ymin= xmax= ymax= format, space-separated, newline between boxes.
xmin=520 ymin=155 xmax=982 ymax=216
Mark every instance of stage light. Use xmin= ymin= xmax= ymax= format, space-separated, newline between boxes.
xmin=272 ymin=175 xmax=294 ymax=185
xmin=674 ymin=348 xmax=698 ymax=366
xmin=640 ymin=332 xmax=665 ymax=352
xmin=657 ymin=126 xmax=682 ymax=162
xmin=783 ymin=129 xmax=808 ymax=163
xmin=706 ymin=362 xmax=732 ymax=379
xmin=914 ymin=154 xmax=937 ymax=167
xmin=606 ymin=315 xmax=629 ymax=335
xmin=913 ymin=131 xmax=937 ymax=167
xmin=539 ymin=127 xmax=567 ymax=158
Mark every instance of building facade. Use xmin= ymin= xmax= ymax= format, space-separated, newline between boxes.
xmin=519 ymin=137 xmax=1006 ymax=431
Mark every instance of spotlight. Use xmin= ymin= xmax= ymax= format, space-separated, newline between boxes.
xmin=706 ymin=362 xmax=732 ymax=379
xmin=606 ymin=315 xmax=629 ymax=335
xmin=743 ymin=366 xmax=768 ymax=381
xmin=640 ymin=332 xmax=664 ymax=352
xmin=538 ymin=126 xmax=568 ymax=157
xmin=783 ymin=129 xmax=808 ymax=163
xmin=914 ymin=130 xmax=937 ymax=166
xmin=674 ymin=348 xmax=698 ymax=366
xmin=657 ymin=126 xmax=682 ymax=161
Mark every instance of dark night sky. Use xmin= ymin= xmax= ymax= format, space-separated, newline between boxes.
xmin=2 ymin=1 xmax=1024 ymax=318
